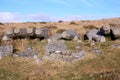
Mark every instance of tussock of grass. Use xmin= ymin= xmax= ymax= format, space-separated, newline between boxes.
xmin=0 ymin=23 xmax=4 ymax=25
xmin=39 ymin=21 xmax=47 ymax=24
xmin=109 ymin=23 xmax=117 ymax=27
xmin=83 ymin=25 xmax=98 ymax=30
xmin=69 ymin=21 xmax=79 ymax=26
xmin=58 ymin=20 xmax=63 ymax=23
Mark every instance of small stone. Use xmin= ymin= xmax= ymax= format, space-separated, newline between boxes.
xmin=112 ymin=44 xmax=120 ymax=48
xmin=92 ymin=48 xmax=103 ymax=54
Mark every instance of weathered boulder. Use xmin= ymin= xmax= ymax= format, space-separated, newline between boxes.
xmin=0 ymin=45 xmax=13 ymax=59
xmin=61 ymin=29 xmax=80 ymax=40
xmin=27 ymin=28 xmax=35 ymax=39
xmin=110 ymin=27 xmax=120 ymax=40
xmin=85 ymin=29 xmax=100 ymax=40
xmin=14 ymin=28 xmax=28 ymax=39
xmin=100 ymin=26 xmax=111 ymax=36
xmin=48 ymin=34 xmax=62 ymax=43
xmin=45 ymin=42 xmax=68 ymax=56
xmin=92 ymin=35 xmax=106 ymax=42
xmin=14 ymin=28 xmax=20 ymax=38
xmin=35 ymin=28 xmax=50 ymax=40
xmin=6 ymin=28 xmax=14 ymax=38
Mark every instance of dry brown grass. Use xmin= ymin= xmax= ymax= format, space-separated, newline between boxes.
xmin=0 ymin=40 xmax=120 ymax=80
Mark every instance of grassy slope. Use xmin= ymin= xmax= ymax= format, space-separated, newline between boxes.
xmin=0 ymin=18 xmax=120 ymax=80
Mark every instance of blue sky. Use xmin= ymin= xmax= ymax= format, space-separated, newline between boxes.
xmin=0 ymin=0 xmax=120 ymax=22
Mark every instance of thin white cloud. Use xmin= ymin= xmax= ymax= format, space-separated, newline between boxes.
xmin=0 ymin=12 xmax=20 ymax=23
xmin=0 ymin=12 xmax=57 ymax=22
xmin=27 ymin=13 xmax=56 ymax=22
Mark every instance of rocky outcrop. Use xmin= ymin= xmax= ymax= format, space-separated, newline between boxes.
xmin=44 ymin=47 xmax=85 ymax=62
xmin=5 ymin=28 xmax=50 ymax=40
xmin=44 ymin=39 xmax=85 ymax=62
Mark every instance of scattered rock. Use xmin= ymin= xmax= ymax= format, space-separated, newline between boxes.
xmin=48 ymin=34 xmax=62 ymax=43
xmin=92 ymin=48 xmax=103 ymax=54
xmin=61 ymin=29 xmax=80 ymax=40
xmin=43 ymin=50 xmax=85 ymax=62
xmin=110 ymin=27 xmax=120 ymax=40
xmin=85 ymin=29 xmax=100 ymax=40
xmin=71 ymin=50 xmax=85 ymax=60
xmin=111 ymin=44 xmax=120 ymax=48
xmin=0 ymin=45 xmax=13 ymax=59
xmin=15 ymin=47 xmax=37 ymax=58
xmin=45 ymin=42 xmax=68 ymax=56
xmin=44 ymin=42 xmax=85 ymax=62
